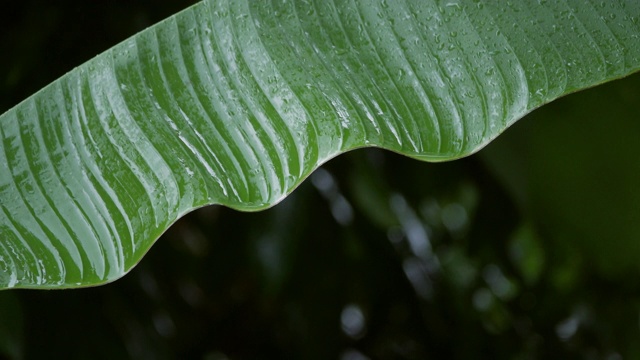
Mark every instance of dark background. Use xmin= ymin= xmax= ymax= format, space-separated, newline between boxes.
xmin=2 ymin=1 xmax=640 ymax=359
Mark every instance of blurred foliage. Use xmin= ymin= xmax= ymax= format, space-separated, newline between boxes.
xmin=2 ymin=1 xmax=640 ymax=359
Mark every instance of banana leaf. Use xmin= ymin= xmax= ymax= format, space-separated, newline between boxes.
xmin=1 ymin=0 xmax=639 ymax=289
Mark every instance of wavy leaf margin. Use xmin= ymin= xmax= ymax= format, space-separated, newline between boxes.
xmin=1 ymin=0 xmax=640 ymax=289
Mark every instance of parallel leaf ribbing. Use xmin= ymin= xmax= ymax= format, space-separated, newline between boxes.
xmin=1 ymin=0 xmax=640 ymax=288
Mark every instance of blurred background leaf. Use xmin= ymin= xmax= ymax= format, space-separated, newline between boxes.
xmin=3 ymin=1 xmax=640 ymax=359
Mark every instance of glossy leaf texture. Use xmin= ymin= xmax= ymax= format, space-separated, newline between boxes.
xmin=1 ymin=0 xmax=640 ymax=289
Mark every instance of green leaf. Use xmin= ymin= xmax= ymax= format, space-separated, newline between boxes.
xmin=1 ymin=0 xmax=640 ymax=289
